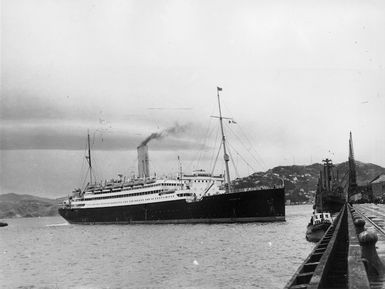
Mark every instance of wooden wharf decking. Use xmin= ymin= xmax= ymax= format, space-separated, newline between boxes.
xmin=284 ymin=204 xmax=385 ymax=289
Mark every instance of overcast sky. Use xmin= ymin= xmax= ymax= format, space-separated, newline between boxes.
xmin=1 ymin=0 xmax=385 ymax=198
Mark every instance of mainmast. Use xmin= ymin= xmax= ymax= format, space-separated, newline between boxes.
xmin=216 ymin=87 xmax=232 ymax=193
xmin=86 ymin=131 xmax=92 ymax=184
xmin=322 ymin=158 xmax=333 ymax=191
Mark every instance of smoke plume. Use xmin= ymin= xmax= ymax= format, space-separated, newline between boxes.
xmin=139 ymin=123 xmax=190 ymax=147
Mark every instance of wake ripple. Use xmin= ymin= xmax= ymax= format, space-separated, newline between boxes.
xmin=45 ymin=222 xmax=69 ymax=227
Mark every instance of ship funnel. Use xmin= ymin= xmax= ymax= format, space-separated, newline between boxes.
xmin=137 ymin=144 xmax=150 ymax=179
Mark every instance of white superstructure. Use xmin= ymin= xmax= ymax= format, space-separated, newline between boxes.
xmin=63 ymin=170 xmax=225 ymax=209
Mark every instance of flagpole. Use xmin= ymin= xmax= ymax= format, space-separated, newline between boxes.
xmin=216 ymin=87 xmax=232 ymax=193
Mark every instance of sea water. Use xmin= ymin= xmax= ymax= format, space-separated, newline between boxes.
xmin=0 ymin=205 xmax=314 ymax=289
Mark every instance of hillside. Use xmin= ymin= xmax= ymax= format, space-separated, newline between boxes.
xmin=335 ymin=161 xmax=385 ymax=185
xmin=0 ymin=193 xmax=61 ymax=219
xmin=232 ymin=161 xmax=385 ymax=204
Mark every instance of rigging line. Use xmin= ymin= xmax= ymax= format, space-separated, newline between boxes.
xmin=224 ymin=119 xmax=262 ymax=168
xmin=225 ymin=122 xmax=265 ymax=170
xmin=191 ymin=119 xmax=215 ymax=171
xmin=227 ymin=140 xmax=255 ymax=173
xmin=225 ymin=122 xmax=263 ymax=169
xmin=199 ymin=125 xmax=215 ymax=171
xmin=192 ymin=102 xmax=217 ymax=171
xmin=219 ymin=96 xmax=265 ymax=168
xmin=207 ymin=124 xmax=219 ymax=168
xmin=81 ymin=169 xmax=90 ymax=190
xmin=227 ymin=146 xmax=240 ymax=179
xmin=79 ymin=153 xmax=86 ymax=186
xmin=90 ymin=132 xmax=98 ymax=182
xmin=89 ymin=150 xmax=96 ymax=182
xmin=227 ymin=141 xmax=255 ymax=172
xmin=200 ymin=98 xmax=226 ymax=171
xmin=78 ymin=137 xmax=89 ymax=189
xmin=196 ymin=116 xmax=214 ymax=164
xmin=236 ymin=123 xmax=267 ymax=169
xmin=202 ymin=123 xmax=217 ymax=162
xmin=208 ymin=125 xmax=221 ymax=172
xmin=80 ymin=137 xmax=88 ymax=176
xmin=224 ymin=122 xmax=258 ymax=169
xmin=210 ymin=141 xmax=223 ymax=175
xmin=90 ymin=151 xmax=99 ymax=183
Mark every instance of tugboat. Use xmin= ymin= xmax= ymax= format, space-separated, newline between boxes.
xmin=306 ymin=212 xmax=332 ymax=242
xmin=58 ymin=87 xmax=285 ymax=224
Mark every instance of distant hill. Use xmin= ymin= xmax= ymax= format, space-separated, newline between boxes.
xmin=232 ymin=161 xmax=385 ymax=204
xmin=0 ymin=193 xmax=62 ymax=219
xmin=335 ymin=161 xmax=385 ymax=185
xmin=1 ymin=161 xmax=384 ymax=218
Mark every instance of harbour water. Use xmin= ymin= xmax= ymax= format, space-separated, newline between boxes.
xmin=0 ymin=205 xmax=314 ymax=289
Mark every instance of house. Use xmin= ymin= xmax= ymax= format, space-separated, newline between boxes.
xmin=370 ymin=174 xmax=385 ymax=201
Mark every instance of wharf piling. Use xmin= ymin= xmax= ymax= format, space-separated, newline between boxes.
xmin=285 ymin=203 xmax=385 ymax=289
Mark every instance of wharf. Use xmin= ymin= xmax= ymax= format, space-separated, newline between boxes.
xmin=284 ymin=203 xmax=385 ymax=289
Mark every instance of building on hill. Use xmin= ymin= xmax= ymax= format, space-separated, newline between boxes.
xmin=370 ymin=174 xmax=385 ymax=202
xmin=359 ymin=185 xmax=373 ymax=202
xmin=349 ymin=192 xmax=362 ymax=202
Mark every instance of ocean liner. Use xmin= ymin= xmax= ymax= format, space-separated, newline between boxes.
xmin=58 ymin=88 xmax=285 ymax=224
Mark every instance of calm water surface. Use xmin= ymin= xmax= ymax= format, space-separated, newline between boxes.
xmin=0 ymin=205 xmax=314 ymax=289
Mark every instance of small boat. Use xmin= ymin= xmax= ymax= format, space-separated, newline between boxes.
xmin=0 ymin=222 xmax=8 ymax=227
xmin=306 ymin=212 xmax=332 ymax=242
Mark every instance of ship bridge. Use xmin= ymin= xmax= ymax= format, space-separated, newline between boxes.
xmin=183 ymin=169 xmax=224 ymax=180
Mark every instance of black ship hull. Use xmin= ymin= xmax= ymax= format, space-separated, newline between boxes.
xmin=59 ymin=188 xmax=285 ymax=224
xmin=321 ymin=197 xmax=345 ymax=214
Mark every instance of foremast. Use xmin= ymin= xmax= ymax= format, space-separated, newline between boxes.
xmin=86 ymin=131 xmax=93 ymax=184
xmin=216 ymin=87 xmax=232 ymax=193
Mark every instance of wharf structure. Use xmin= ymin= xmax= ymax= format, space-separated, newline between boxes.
xmin=370 ymin=175 xmax=385 ymax=203
xmin=284 ymin=203 xmax=385 ymax=289
xmin=285 ymin=132 xmax=384 ymax=288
